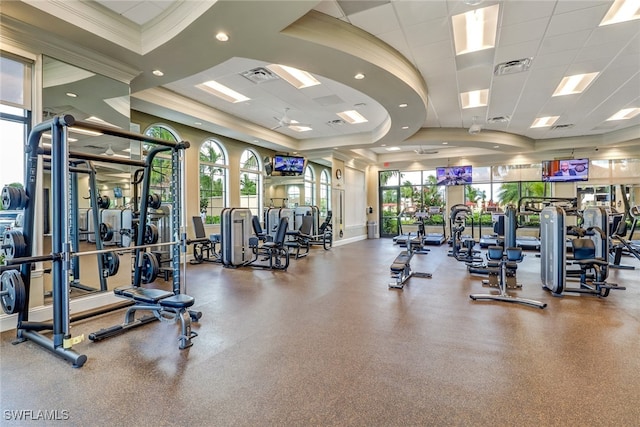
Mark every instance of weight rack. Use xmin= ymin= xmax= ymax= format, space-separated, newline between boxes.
xmin=1 ymin=114 xmax=194 ymax=367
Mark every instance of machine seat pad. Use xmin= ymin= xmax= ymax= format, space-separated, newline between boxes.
xmin=159 ymin=294 xmax=195 ymax=309
xmin=391 ymin=251 xmax=411 ymax=272
xmin=114 ymin=286 xmax=173 ymax=303
xmin=505 ymin=262 xmax=519 ymax=270
xmin=575 ymin=258 xmax=608 ymax=267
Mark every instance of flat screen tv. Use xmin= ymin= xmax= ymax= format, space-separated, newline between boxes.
xmin=113 ymin=187 xmax=123 ymax=198
xmin=273 ymin=155 xmax=305 ymax=175
xmin=436 ymin=165 xmax=472 ymax=185
xmin=541 ymin=158 xmax=589 ymax=182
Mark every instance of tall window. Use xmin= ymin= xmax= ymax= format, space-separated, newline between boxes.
xmin=304 ymin=165 xmax=315 ymax=206
xmin=1 ymin=54 xmax=32 ymax=190
xmin=287 ymin=186 xmax=301 ymax=207
xmin=239 ymin=149 xmax=261 ymax=215
xmin=199 ymin=139 xmax=227 ymax=224
xmin=320 ymin=170 xmax=331 ymax=217
xmin=144 ymin=125 xmax=179 ymax=202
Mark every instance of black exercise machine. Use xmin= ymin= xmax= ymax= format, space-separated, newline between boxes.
xmin=248 ymin=216 xmax=290 ymax=270
xmin=608 ymin=213 xmax=639 ymax=268
xmin=470 ymin=246 xmax=546 ymax=309
xmin=284 ymin=214 xmax=313 ymax=259
xmin=448 ymin=204 xmax=482 ymax=263
xmin=188 ymin=215 xmax=221 ymax=264
xmin=540 ymin=205 xmax=625 ymax=298
xmin=422 ymin=206 xmax=447 ymax=246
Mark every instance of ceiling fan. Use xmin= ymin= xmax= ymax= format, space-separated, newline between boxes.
xmin=414 ymin=146 xmax=438 ymax=155
xmin=271 ymin=108 xmax=310 ymax=130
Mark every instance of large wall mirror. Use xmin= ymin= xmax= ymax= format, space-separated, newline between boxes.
xmin=42 ymin=56 xmax=132 ymax=301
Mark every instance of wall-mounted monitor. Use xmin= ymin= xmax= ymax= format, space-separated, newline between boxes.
xmin=436 ymin=165 xmax=472 ymax=185
xmin=541 ymin=159 xmax=589 ymax=182
xmin=113 ymin=187 xmax=123 ymax=198
xmin=273 ymin=154 xmax=305 ymax=175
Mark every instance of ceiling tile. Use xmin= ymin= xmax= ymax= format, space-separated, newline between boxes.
xmin=346 ymin=3 xmax=399 ymax=35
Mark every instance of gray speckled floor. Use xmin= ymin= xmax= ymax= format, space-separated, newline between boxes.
xmin=1 ymin=239 xmax=639 ymax=426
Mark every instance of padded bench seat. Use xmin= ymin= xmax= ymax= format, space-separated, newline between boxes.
xmin=159 ymin=294 xmax=195 ymax=309
xmin=391 ymin=251 xmax=411 ymax=272
xmin=114 ymin=287 xmax=173 ymax=303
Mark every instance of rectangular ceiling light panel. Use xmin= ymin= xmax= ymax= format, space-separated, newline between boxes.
xmin=552 ymin=72 xmax=599 ymax=97
xmin=267 ymin=64 xmax=321 ymax=89
xmin=452 ymin=4 xmax=500 ymax=55
xmin=460 ymin=89 xmax=489 ymax=108
xmin=531 ymin=116 xmax=560 ymax=128
xmin=606 ymin=107 xmax=640 ymax=120
xmin=337 ymin=110 xmax=368 ymax=124
xmin=600 ymin=0 xmax=640 ymax=26
xmin=197 ymin=81 xmax=250 ymax=103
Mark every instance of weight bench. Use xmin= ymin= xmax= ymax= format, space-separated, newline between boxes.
xmin=388 ymin=250 xmax=432 ymax=289
xmin=88 ymin=286 xmax=200 ymax=349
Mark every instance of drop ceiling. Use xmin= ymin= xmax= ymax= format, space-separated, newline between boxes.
xmin=2 ymin=0 xmax=639 ymax=167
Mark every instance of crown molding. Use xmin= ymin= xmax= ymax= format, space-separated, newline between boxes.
xmin=1 ymin=15 xmax=139 ymax=84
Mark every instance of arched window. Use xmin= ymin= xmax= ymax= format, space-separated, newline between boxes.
xmin=320 ymin=170 xmax=331 ymax=217
xmin=239 ymin=149 xmax=262 ymax=215
xmin=287 ymin=186 xmax=301 ymax=207
xmin=304 ymin=165 xmax=315 ymax=206
xmin=199 ymin=139 xmax=228 ymax=224
xmin=143 ymin=124 xmax=179 ymax=203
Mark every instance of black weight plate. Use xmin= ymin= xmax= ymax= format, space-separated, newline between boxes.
xmin=1 ymin=270 xmax=26 ymax=315
xmin=144 ymin=224 xmax=159 ymax=245
xmin=148 ymin=193 xmax=162 ymax=209
xmin=99 ymin=223 xmax=114 ymax=241
xmin=1 ymin=186 xmax=21 ymax=210
xmin=2 ymin=230 xmax=27 ymax=260
xmin=140 ymin=252 xmax=159 ymax=284
xmin=102 ymin=251 xmax=120 ymax=276
xmin=97 ymin=195 xmax=110 ymax=209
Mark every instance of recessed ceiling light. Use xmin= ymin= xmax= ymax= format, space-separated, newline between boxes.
xmin=552 ymin=72 xmax=599 ymax=96
xmin=606 ymin=107 xmax=640 ymax=120
xmin=442 ymin=142 xmax=448 ymax=145
xmin=267 ymin=64 xmax=320 ymax=89
xmin=402 ymin=126 xmax=409 ymax=129
xmin=531 ymin=116 xmax=560 ymax=128
xmin=385 ymin=146 xmax=401 ymax=151
xmin=152 ymin=70 xmax=164 ymax=77
xmin=66 ymin=92 xmax=77 ymax=98
xmin=197 ymin=80 xmax=250 ymax=103
xmin=600 ymin=0 xmax=640 ymax=26
xmin=493 ymin=145 xmax=499 ymax=148
xmin=354 ymin=73 xmax=365 ymax=80
xmin=381 ymin=144 xmax=387 ymax=147
xmin=460 ymin=89 xmax=489 ymax=108
xmin=452 ymin=4 xmax=499 ymax=55
xmin=194 ymin=122 xmax=202 ymax=126
xmin=399 ymin=103 xmax=408 ymax=108
xmin=216 ymin=32 xmax=229 ymax=42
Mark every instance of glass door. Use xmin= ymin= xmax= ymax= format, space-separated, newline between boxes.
xmin=379 ymin=187 xmax=400 ymax=238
